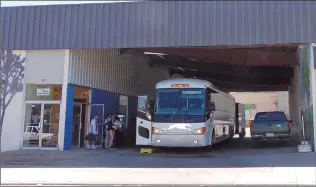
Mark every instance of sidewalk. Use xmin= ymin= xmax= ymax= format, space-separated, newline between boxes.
xmin=1 ymin=167 xmax=316 ymax=185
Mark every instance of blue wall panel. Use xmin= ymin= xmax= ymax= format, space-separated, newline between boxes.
xmin=90 ymin=88 xmax=119 ymax=121
xmin=63 ymin=84 xmax=75 ymax=150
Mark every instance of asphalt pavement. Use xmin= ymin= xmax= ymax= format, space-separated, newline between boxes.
xmin=1 ymin=131 xmax=316 ymax=185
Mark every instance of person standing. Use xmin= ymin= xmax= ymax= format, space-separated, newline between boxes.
xmin=110 ymin=113 xmax=121 ymax=149
xmin=106 ymin=114 xmax=116 ymax=149
xmin=104 ymin=113 xmax=112 ymax=148
xmin=88 ymin=114 xmax=99 ymax=149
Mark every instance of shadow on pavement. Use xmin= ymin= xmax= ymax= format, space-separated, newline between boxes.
xmin=1 ymin=137 xmax=315 ymax=169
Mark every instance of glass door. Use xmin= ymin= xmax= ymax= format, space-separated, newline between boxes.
xmin=23 ymin=104 xmax=42 ymax=147
xmin=23 ymin=102 xmax=60 ymax=149
xmin=72 ymin=103 xmax=83 ymax=147
xmin=88 ymin=104 xmax=104 ymax=148
xmin=40 ymin=103 xmax=60 ymax=148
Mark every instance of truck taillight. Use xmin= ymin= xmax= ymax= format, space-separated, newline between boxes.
xmin=249 ymin=121 xmax=253 ymax=128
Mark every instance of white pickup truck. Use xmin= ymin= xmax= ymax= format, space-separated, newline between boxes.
xmin=23 ymin=126 xmax=54 ymax=144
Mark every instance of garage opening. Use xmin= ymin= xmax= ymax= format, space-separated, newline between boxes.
xmin=119 ymin=44 xmax=314 ymax=156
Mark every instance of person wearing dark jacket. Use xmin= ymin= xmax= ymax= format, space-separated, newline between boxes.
xmin=111 ymin=113 xmax=121 ymax=148
xmin=104 ymin=113 xmax=112 ymax=148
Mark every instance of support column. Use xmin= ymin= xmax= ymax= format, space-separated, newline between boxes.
xmin=298 ymin=44 xmax=316 ymax=151
xmin=58 ymin=50 xmax=72 ymax=151
xmin=311 ymin=44 xmax=316 ymax=151
xmin=62 ymin=84 xmax=74 ymax=150
xmin=288 ymin=65 xmax=301 ymax=141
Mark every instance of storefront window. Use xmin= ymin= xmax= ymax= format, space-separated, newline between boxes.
xmin=22 ymin=103 xmax=60 ymax=148
xmin=25 ymin=84 xmax=62 ymax=101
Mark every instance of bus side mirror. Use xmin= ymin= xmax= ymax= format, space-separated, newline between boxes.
xmin=209 ymin=102 xmax=216 ymax=111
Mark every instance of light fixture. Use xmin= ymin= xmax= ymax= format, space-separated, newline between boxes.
xmin=144 ymin=52 xmax=167 ymax=55
xmin=177 ymin=67 xmax=184 ymax=71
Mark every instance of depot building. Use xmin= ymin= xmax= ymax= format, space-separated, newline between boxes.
xmin=1 ymin=1 xmax=316 ymax=152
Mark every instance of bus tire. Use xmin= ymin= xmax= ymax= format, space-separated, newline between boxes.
xmin=211 ymin=129 xmax=216 ymax=146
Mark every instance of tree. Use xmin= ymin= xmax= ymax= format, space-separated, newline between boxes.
xmin=0 ymin=50 xmax=25 ymax=137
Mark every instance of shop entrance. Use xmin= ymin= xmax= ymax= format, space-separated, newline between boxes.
xmin=22 ymin=101 xmax=60 ymax=149
xmin=72 ymin=100 xmax=87 ymax=148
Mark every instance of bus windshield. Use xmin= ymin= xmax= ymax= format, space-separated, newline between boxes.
xmin=155 ymin=88 xmax=206 ymax=116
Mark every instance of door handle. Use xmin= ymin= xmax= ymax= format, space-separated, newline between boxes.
xmin=140 ymin=121 xmax=143 ymax=124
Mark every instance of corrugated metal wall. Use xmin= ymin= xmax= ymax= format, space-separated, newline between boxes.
xmin=3 ymin=1 xmax=316 ymax=50
xmin=68 ymin=49 xmax=169 ymax=96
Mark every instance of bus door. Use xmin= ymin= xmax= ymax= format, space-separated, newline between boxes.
xmin=136 ymin=96 xmax=152 ymax=146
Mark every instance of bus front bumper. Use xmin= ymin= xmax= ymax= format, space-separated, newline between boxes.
xmin=151 ymin=134 xmax=208 ymax=147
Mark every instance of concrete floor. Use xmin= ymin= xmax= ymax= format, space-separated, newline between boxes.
xmin=1 ymin=131 xmax=316 ymax=185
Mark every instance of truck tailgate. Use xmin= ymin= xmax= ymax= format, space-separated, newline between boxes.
xmin=251 ymin=121 xmax=288 ymax=135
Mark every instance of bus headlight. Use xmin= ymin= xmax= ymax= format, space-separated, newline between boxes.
xmin=146 ymin=112 xmax=152 ymax=121
xmin=192 ymin=127 xmax=205 ymax=135
xmin=152 ymin=127 xmax=163 ymax=134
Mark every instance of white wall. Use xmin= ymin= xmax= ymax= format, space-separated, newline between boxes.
xmin=1 ymin=50 xmax=67 ymax=152
xmin=24 ymin=50 xmax=65 ymax=84
xmin=276 ymin=91 xmax=290 ymax=118
xmin=1 ymin=51 xmax=26 ymax=152
xmin=230 ymin=92 xmax=278 ymax=112
xmin=68 ymin=49 xmax=169 ymax=96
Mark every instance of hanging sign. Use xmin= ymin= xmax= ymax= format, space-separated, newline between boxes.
xmin=36 ymin=88 xmax=51 ymax=96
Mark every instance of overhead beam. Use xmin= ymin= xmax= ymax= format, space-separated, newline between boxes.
xmin=150 ymin=56 xmax=294 ymax=79
xmin=137 ymin=47 xmax=297 ymax=66
xmin=170 ymin=70 xmax=290 ymax=86
xmin=204 ymin=79 xmax=289 ymax=92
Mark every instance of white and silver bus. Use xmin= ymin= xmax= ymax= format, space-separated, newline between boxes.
xmin=136 ymin=78 xmax=236 ymax=148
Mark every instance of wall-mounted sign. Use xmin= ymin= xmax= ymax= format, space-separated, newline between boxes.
xmin=36 ymin=88 xmax=51 ymax=96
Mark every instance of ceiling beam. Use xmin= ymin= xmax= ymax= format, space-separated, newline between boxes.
xmin=151 ymin=57 xmax=294 ymax=79
xmin=137 ymin=47 xmax=297 ymax=66
xmin=170 ymin=70 xmax=290 ymax=86
xmin=206 ymin=79 xmax=289 ymax=92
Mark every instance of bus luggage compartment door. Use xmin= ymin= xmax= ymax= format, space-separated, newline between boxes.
xmin=136 ymin=96 xmax=152 ymax=146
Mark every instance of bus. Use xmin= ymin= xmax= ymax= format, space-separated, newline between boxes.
xmin=136 ymin=78 xmax=236 ymax=148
